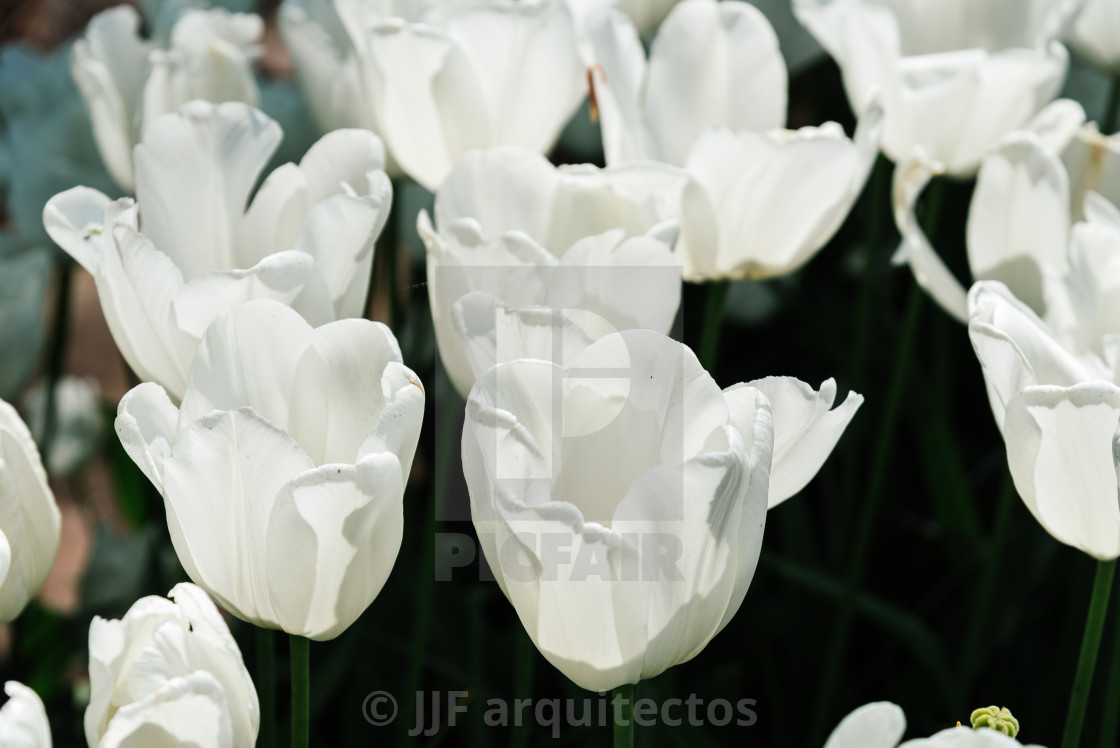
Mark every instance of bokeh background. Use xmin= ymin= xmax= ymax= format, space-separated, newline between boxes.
xmin=1 ymin=0 xmax=1118 ymax=745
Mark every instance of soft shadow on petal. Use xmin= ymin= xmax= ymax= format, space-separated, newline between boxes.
xmin=97 ymin=672 xmax=233 ymax=748
xmin=1004 ymin=382 xmax=1120 ymax=560
xmin=115 ymin=382 xmax=179 ymax=492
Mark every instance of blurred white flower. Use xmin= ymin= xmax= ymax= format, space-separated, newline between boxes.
xmin=23 ymin=376 xmax=102 ymax=477
xmin=894 ymin=100 xmax=1118 ymax=321
xmin=0 ymin=682 xmax=51 ymax=748
xmin=586 ymin=0 xmax=788 ymax=167
xmin=569 ymin=0 xmax=683 ymax=37
xmin=0 ymin=249 xmax=51 ymax=401
xmin=464 ymin=327 xmax=859 ymax=690
xmin=419 ymin=145 xmax=685 ymax=397
xmin=312 ymin=0 xmax=585 ymax=190
xmin=72 ymin=4 xmax=261 ymax=191
xmin=794 ymin=0 xmax=1080 ymax=175
xmin=86 ymin=583 xmax=259 ymax=748
xmin=116 ymin=300 xmax=424 ymax=640
xmin=1069 ymin=0 xmax=1120 ymax=76
xmin=45 ymin=101 xmax=390 ymax=400
xmin=0 ymin=399 xmax=60 ymax=624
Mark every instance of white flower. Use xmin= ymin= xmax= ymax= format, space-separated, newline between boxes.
xmin=464 ymin=328 xmax=860 ymax=691
xmin=0 ymin=682 xmax=51 ymax=748
xmin=794 ymin=0 xmax=1080 ymax=175
xmin=310 ymin=0 xmax=585 ymax=191
xmin=1069 ymin=0 xmax=1120 ymax=76
xmin=825 ymin=702 xmax=1045 ymax=747
xmin=569 ymin=0 xmax=683 ymax=37
xmin=0 ymin=399 xmax=60 ymax=625
xmin=23 ymin=376 xmax=102 ymax=477
xmin=71 ymin=4 xmax=262 ymax=191
xmin=893 ymin=100 xmax=1117 ymax=322
xmin=85 ymin=583 xmax=258 ymax=748
xmin=419 ymin=145 xmax=685 ymax=397
xmin=44 ymin=100 xmax=391 ymax=400
xmin=116 ymin=299 xmax=425 ymax=639
xmin=676 ymin=98 xmax=884 ymax=280
xmin=587 ymin=0 xmax=788 ymax=167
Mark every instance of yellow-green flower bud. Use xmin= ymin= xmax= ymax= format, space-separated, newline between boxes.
xmin=970 ymin=706 xmax=1019 ymax=737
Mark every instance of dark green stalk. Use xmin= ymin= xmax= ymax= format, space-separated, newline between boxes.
xmin=698 ymin=280 xmax=730 ymax=372
xmin=290 ymin=635 xmax=310 ymax=748
xmin=613 ymin=683 xmax=635 ymax=748
xmin=1062 ymin=559 xmax=1116 ymax=748
xmin=510 ymin=631 xmax=535 ymax=748
xmin=40 ymin=259 xmax=72 ymax=465
xmin=1098 ymin=566 xmax=1120 ymax=747
xmin=257 ymin=628 xmax=276 ymax=748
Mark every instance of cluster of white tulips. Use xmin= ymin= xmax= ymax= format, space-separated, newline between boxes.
xmin=1 ymin=0 xmax=1119 ymax=744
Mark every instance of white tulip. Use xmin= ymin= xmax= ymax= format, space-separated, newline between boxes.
xmin=311 ymin=0 xmax=585 ymax=191
xmin=568 ymin=0 xmax=683 ymax=38
xmin=825 ymin=702 xmax=1044 ymax=748
xmin=71 ymin=4 xmax=261 ymax=192
xmin=421 ymin=145 xmax=685 ymax=397
xmin=968 ymin=205 xmax=1120 ymax=559
xmin=587 ymin=0 xmax=788 ymax=167
xmin=0 ymin=399 xmax=60 ymax=625
xmin=116 ymin=299 xmax=425 ymax=640
xmin=0 ymin=682 xmax=51 ymax=748
xmin=676 ymin=98 xmax=884 ymax=280
xmin=1069 ymin=0 xmax=1120 ymax=76
xmin=464 ymin=328 xmax=860 ymax=691
xmin=44 ymin=100 xmax=391 ymax=400
xmin=794 ymin=0 xmax=1080 ymax=176
xmin=85 ymin=583 xmax=258 ymax=748
xmin=894 ymin=101 xmax=1118 ymax=322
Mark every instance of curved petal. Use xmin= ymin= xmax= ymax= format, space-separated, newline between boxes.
xmin=133 ymin=100 xmax=281 ymax=280
xmin=892 ymin=153 xmax=969 ymax=322
xmin=98 ymin=671 xmax=233 ymax=748
xmin=734 ymin=377 xmax=863 ymax=508
xmin=825 ymin=701 xmax=907 ymax=748
xmin=161 ymin=407 xmax=315 ymax=628
xmin=645 ymin=0 xmax=787 ymax=165
xmin=70 ymin=6 xmax=153 ymax=192
xmin=585 ymin=8 xmax=649 ymax=165
xmin=265 ymin=455 xmax=405 ymax=640
xmin=116 ymin=382 xmax=180 ymax=493
xmin=1003 ymin=382 xmax=1120 ymax=560
xmin=1070 ymin=0 xmax=1120 ymax=76
xmin=967 ymin=132 xmax=1071 ymax=314
xmin=179 ymin=299 xmax=314 ymax=431
xmin=0 ymin=682 xmax=52 ymax=748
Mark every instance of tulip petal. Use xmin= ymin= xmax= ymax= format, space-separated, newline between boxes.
xmin=644 ymin=0 xmax=787 ymax=166
xmin=179 ymin=300 xmax=314 ymax=431
xmin=1003 ymin=383 xmax=1120 ymax=560
xmin=266 ymin=456 xmax=405 ymax=640
xmin=967 ymin=133 xmax=1070 ymax=314
xmin=116 ymin=382 xmax=180 ymax=492
xmin=161 ymin=408 xmax=314 ymax=626
xmin=0 ymin=682 xmax=52 ymax=748
xmin=288 ymin=317 xmax=421 ymax=467
xmin=133 ymin=101 xmax=281 ymax=280
xmin=892 ymin=154 xmax=969 ymax=322
xmin=734 ymin=377 xmax=863 ymax=508
xmin=70 ymin=6 xmax=152 ymax=192
xmin=585 ymin=8 xmax=649 ymax=165
xmin=824 ymin=701 xmax=907 ymax=748
xmin=98 ymin=672 xmax=233 ymax=748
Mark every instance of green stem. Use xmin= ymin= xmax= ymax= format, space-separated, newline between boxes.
xmin=812 ymin=282 xmax=924 ymax=740
xmin=1099 ymin=576 xmax=1120 ymax=748
xmin=40 ymin=259 xmax=72 ymax=465
xmin=698 ymin=280 xmax=730 ymax=373
xmin=403 ymin=376 xmax=458 ymax=740
xmin=290 ymin=635 xmax=309 ymax=748
xmin=510 ymin=631 xmax=535 ymax=748
xmin=1062 ymin=559 xmax=1116 ymax=748
xmin=256 ymin=628 xmax=276 ymax=748
xmin=1103 ymin=76 xmax=1120 ymax=136
xmin=957 ymin=473 xmax=1015 ymax=707
xmin=613 ymin=683 xmax=635 ymax=748
xmin=849 ymin=156 xmax=888 ymax=389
